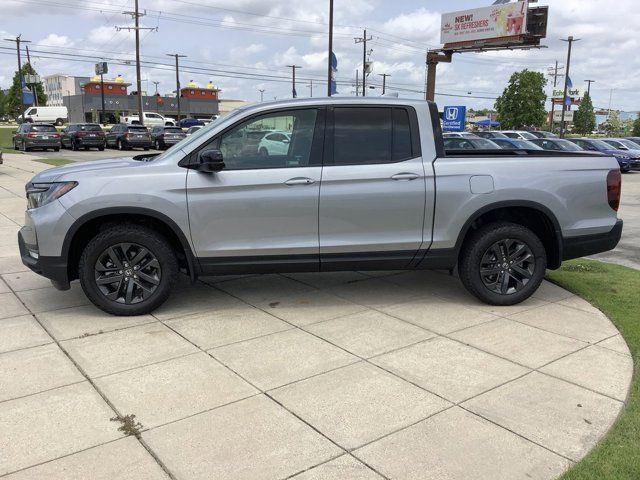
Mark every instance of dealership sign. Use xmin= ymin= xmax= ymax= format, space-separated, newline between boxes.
xmin=441 ymin=1 xmax=528 ymax=45
xmin=553 ymin=110 xmax=574 ymax=122
xmin=551 ymin=87 xmax=584 ymax=99
xmin=442 ymin=106 xmax=467 ymax=132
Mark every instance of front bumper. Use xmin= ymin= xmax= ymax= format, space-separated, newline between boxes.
xmin=18 ymin=230 xmax=70 ymax=290
xmin=562 ymin=219 xmax=623 ymax=261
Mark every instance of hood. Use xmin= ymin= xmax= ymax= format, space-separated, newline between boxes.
xmin=602 ymin=148 xmax=632 ymax=158
xmin=30 ymin=157 xmax=142 ymax=183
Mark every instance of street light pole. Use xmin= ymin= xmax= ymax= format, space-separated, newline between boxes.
xmin=286 ymin=65 xmax=301 ymax=98
xmin=166 ymin=53 xmax=187 ymax=121
xmin=259 ymin=89 xmax=265 ymax=102
xmin=584 ymin=79 xmax=595 ymax=97
xmin=379 ymin=73 xmax=390 ymax=94
xmin=354 ymin=30 xmax=372 ymax=97
xmin=327 ymin=0 xmax=334 ymax=97
xmin=559 ymin=36 xmax=580 ymax=138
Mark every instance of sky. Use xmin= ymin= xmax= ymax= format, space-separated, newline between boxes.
xmin=1 ymin=0 xmax=639 ymax=113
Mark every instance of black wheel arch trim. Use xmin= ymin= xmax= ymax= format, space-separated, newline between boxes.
xmin=62 ymin=207 xmax=198 ymax=282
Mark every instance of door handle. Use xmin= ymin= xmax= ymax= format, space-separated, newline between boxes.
xmin=284 ymin=177 xmax=316 ymax=186
xmin=391 ymin=173 xmax=420 ymax=181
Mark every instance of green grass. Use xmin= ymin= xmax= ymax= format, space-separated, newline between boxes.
xmin=0 ymin=127 xmax=16 ymax=149
xmin=546 ymin=259 xmax=639 ymax=479
xmin=34 ymin=157 xmax=73 ymax=166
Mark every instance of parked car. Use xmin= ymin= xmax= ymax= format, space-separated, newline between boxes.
xmin=150 ymin=126 xmax=187 ymax=150
xmin=121 ymin=112 xmax=176 ymax=127
xmin=527 ymin=131 xmax=558 ymax=139
xmin=601 ymin=139 xmax=640 ymax=170
xmin=442 ymin=132 xmax=480 ymax=138
xmin=19 ymin=98 xmax=623 ymax=315
xmin=475 ymin=131 xmax=509 ymax=139
xmin=257 ymin=131 xmax=292 ymax=156
xmin=500 ymin=130 xmax=538 ymax=140
xmin=443 ymin=137 xmax=501 ymax=150
xmin=529 ymin=138 xmax=587 ymax=152
xmin=105 ymin=124 xmax=152 ymax=150
xmin=61 ymin=124 xmax=105 ymax=151
xmin=179 ymin=118 xmax=206 ymax=129
xmin=186 ymin=125 xmax=204 ymax=136
xmin=12 ymin=123 xmax=60 ymax=152
xmin=491 ymin=138 xmax=544 ymax=150
xmin=624 ymin=137 xmax=640 ymax=147
xmin=567 ymin=138 xmax=635 ymax=172
xmin=21 ymin=106 xmax=68 ymax=126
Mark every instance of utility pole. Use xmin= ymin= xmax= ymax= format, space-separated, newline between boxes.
xmin=425 ymin=50 xmax=452 ymax=101
xmin=118 ymin=2 xmax=157 ymax=126
xmin=559 ymin=36 xmax=580 ymax=138
xmin=25 ymin=45 xmax=39 ymax=107
xmin=4 ymin=35 xmax=31 ymax=122
xmin=287 ymin=65 xmax=301 ymax=98
xmin=355 ymin=70 xmax=360 ymax=96
xmin=166 ymin=53 xmax=187 ymax=121
xmin=354 ymin=30 xmax=372 ymax=96
xmin=259 ymin=88 xmax=265 ymax=102
xmin=153 ymin=81 xmax=160 ymax=112
xmin=547 ymin=61 xmax=565 ymax=130
xmin=327 ymin=0 xmax=334 ymax=97
xmin=584 ymin=79 xmax=595 ymax=97
xmin=308 ymin=79 xmax=313 ymax=98
xmin=379 ymin=73 xmax=390 ymax=95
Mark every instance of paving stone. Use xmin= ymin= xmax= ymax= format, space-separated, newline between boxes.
xmin=307 ymin=310 xmax=434 ymax=358
xmin=0 ymin=256 xmax=29 ymax=275
xmin=211 ymin=329 xmax=357 ymax=390
xmin=284 ymin=271 xmax=370 ymax=289
xmin=379 ymin=295 xmax=499 ymax=334
xmin=152 ymin=283 xmax=244 ymax=321
xmin=509 ymin=303 xmax=619 ymax=344
xmin=143 ymin=395 xmax=342 ymax=480
xmin=557 ymin=295 xmax=604 ymax=315
xmin=2 ymin=271 xmax=52 ymax=292
xmin=372 ymin=337 xmax=528 ymax=403
xmin=450 ymin=318 xmax=586 ymax=368
xmin=0 ymin=382 xmax=119 ymax=476
xmin=62 ymin=323 xmax=199 ymax=377
xmin=3 ymin=437 xmax=169 ymax=480
xmin=165 ymin=307 xmax=291 ymax=350
xmin=95 ymin=352 xmax=258 ymax=428
xmin=463 ymin=372 xmax=624 ymax=461
xmin=354 ymin=407 xmax=570 ymax=480
xmin=37 ymin=304 xmax=156 ymax=341
xmin=532 ymin=281 xmax=576 ymax=302
xmin=290 ymin=455 xmax=383 ymax=479
xmin=215 ymin=274 xmax=314 ymax=304
xmin=0 ymin=292 xmax=29 ymax=319
xmin=16 ymin=284 xmax=89 ymax=314
xmin=597 ymin=334 xmax=632 ymax=356
xmin=0 ymin=315 xmax=51 ymax=353
xmin=327 ymin=278 xmax=422 ymax=308
xmin=271 ymin=362 xmax=450 ymax=449
xmin=0 ymin=343 xmax=84 ymax=402
xmin=0 ymin=277 xmax=10 ymax=293
xmin=541 ymin=345 xmax=633 ymax=401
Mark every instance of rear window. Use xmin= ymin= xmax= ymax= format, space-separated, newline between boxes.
xmin=78 ymin=124 xmax=102 ymax=132
xmin=30 ymin=125 xmax=57 ymax=133
xmin=127 ymin=126 xmax=148 ymax=133
xmin=164 ymin=127 xmax=183 ymax=133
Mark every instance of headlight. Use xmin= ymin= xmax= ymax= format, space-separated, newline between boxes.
xmin=615 ymin=154 xmax=631 ymax=160
xmin=26 ymin=181 xmax=77 ymax=209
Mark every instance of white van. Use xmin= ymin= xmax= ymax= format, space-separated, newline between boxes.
xmin=22 ymin=106 xmax=68 ymax=126
xmin=120 ymin=112 xmax=176 ymax=127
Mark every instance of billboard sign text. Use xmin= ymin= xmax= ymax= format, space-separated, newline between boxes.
xmin=442 ymin=106 xmax=467 ymax=132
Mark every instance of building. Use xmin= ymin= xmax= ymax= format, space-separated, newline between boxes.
xmin=43 ymin=74 xmax=89 ymax=106
xmin=218 ymin=99 xmax=250 ymax=116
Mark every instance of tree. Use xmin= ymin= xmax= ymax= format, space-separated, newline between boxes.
xmin=573 ymin=92 xmax=596 ymax=135
xmin=0 ymin=90 xmax=6 ymax=116
xmin=495 ymin=69 xmax=547 ymax=129
xmin=6 ymin=63 xmax=46 ymax=119
xmin=632 ymin=117 xmax=640 ymax=137
xmin=601 ymin=111 xmax=622 ymax=137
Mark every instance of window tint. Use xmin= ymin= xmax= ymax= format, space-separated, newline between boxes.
xmin=164 ymin=127 xmax=183 ymax=133
xmin=334 ymin=107 xmax=391 ymax=165
xmin=217 ymin=109 xmax=317 ymax=170
xmin=78 ymin=124 xmax=102 ymax=132
xmin=128 ymin=126 xmax=148 ymax=133
xmin=31 ymin=125 xmax=57 ymax=133
xmin=503 ymin=132 xmax=518 ymax=139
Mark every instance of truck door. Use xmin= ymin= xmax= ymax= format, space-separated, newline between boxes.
xmin=319 ymin=106 xmax=426 ymax=270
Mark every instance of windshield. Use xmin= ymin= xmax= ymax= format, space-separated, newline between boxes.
xmin=589 ymin=139 xmax=615 ymax=150
xmin=619 ymin=139 xmax=640 ymax=150
xmin=152 ymin=107 xmax=249 ymax=162
xmin=519 ymin=132 xmax=537 ymax=140
xmin=470 ymin=138 xmax=500 ymax=149
xmin=555 ymin=139 xmax=583 ymax=151
xmin=494 ymin=139 xmax=543 ymax=150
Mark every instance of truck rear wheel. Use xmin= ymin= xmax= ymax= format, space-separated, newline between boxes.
xmin=78 ymin=224 xmax=178 ymax=315
xmin=458 ymin=222 xmax=546 ymax=306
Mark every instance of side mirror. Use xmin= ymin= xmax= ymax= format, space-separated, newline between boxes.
xmin=197 ymin=149 xmax=225 ymax=173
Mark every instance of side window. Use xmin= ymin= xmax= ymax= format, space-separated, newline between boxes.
xmin=333 ymin=107 xmax=392 ymax=165
xmin=217 ymin=109 xmax=318 ymax=170
xmin=393 ymin=108 xmax=412 ymax=160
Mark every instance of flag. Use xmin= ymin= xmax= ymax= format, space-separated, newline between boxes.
xmin=566 ymin=76 xmax=573 ymax=88
xmin=330 ymin=51 xmax=338 ymax=95
xmin=565 ymin=95 xmax=572 ymax=106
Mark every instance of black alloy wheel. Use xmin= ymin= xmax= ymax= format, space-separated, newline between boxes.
xmin=479 ymin=239 xmax=535 ymax=295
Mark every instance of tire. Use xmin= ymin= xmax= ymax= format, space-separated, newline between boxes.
xmin=143 ymin=147 xmax=150 ymax=151
xmin=154 ymin=140 xmax=159 ymax=150
xmin=13 ymin=141 xmax=18 ymax=150
xmin=117 ymin=139 xmax=123 ymax=150
xmin=55 ymin=118 xmax=64 ymax=126
xmin=72 ymin=139 xmax=79 ymax=151
xmin=98 ymin=146 xmax=105 ymax=151
xmin=78 ymin=224 xmax=178 ymax=315
xmin=258 ymin=147 xmax=269 ymax=157
xmin=458 ymin=222 xmax=546 ymax=306
xmin=53 ymin=147 xmax=60 ymax=152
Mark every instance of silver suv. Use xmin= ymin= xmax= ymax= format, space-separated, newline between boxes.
xmin=19 ymin=98 xmax=622 ymax=315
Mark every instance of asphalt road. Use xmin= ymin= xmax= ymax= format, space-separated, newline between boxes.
xmin=30 ymin=149 xmax=640 ymax=270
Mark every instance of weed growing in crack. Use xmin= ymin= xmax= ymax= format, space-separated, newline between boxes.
xmin=111 ymin=414 xmax=143 ymax=438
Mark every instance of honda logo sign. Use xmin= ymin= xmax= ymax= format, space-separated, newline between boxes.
xmin=442 ymin=106 xmax=466 ymax=132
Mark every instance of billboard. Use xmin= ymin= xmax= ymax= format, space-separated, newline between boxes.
xmin=553 ymin=110 xmax=574 ymax=122
xmin=441 ymin=1 xmax=528 ymax=46
xmin=442 ymin=106 xmax=466 ymax=132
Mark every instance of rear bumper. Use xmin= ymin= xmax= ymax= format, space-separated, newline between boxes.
xmin=562 ymin=219 xmax=623 ymax=261
xmin=18 ymin=231 xmax=70 ymax=290
xmin=76 ymin=138 xmax=105 ymax=146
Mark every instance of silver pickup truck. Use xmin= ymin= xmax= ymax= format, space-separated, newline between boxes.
xmin=18 ymin=98 xmax=623 ymax=315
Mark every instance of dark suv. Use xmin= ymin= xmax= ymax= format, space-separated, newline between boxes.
xmin=61 ymin=124 xmax=105 ymax=151
xmin=150 ymin=126 xmax=186 ymax=150
xmin=106 ymin=124 xmax=152 ymax=150
xmin=13 ymin=123 xmax=60 ymax=152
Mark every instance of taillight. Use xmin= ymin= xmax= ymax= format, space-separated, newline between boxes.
xmin=27 ymin=133 xmax=37 ymax=138
xmin=125 ymin=133 xmax=131 ymax=138
xmin=76 ymin=132 xmax=87 ymax=137
xmin=607 ymin=169 xmax=622 ymax=211
xmin=52 ymin=134 xmax=60 ymax=138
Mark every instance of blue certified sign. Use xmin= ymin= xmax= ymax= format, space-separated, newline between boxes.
xmin=442 ymin=106 xmax=466 ymax=132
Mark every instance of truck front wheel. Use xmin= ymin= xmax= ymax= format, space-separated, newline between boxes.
xmin=78 ymin=224 xmax=178 ymax=315
xmin=458 ymin=222 xmax=546 ymax=306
